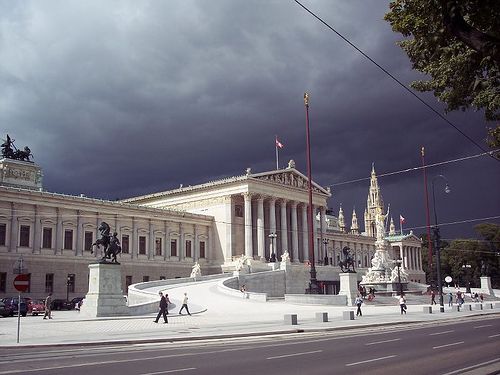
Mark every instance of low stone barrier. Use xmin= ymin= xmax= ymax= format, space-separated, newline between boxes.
xmin=315 ymin=312 xmax=328 ymax=322
xmin=473 ymin=303 xmax=483 ymax=310
xmin=484 ymin=303 xmax=493 ymax=310
xmin=494 ymin=302 xmax=500 ymax=309
xmin=285 ymin=294 xmax=347 ymax=305
xmin=343 ymin=311 xmax=354 ymax=320
xmin=462 ymin=304 xmax=472 ymax=311
xmin=423 ymin=306 xmax=432 ymax=314
xmin=284 ymin=314 xmax=298 ymax=325
xmin=451 ymin=305 xmax=460 ymax=312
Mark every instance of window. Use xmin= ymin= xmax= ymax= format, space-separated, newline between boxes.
xmin=170 ymin=240 xmax=177 ymax=257
xmin=155 ymin=238 xmax=162 ymax=256
xmin=0 ymin=223 xmax=6 ymax=246
xmin=199 ymin=241 xmax=206 ymax=258
xmin=125 ymin=275 xmax=132 ymax=290
xmin=64 ymin=229 xmax=73 ymax=250
xmin=235 ymin=204 xmax=243 ymax=217
xmin=84 ymin=231 xmax=93 ymax=251
xmin=0 ymin=272 xmax=6 ymax=292
xmin=19 ymin=225 xmax=30 ymax=247
xmin=142 ymin=276 xmax=149 ymax=282
xmin=139 ymin=236 xmax=146 ymax=255
xmin=42 ymin=228 xmax=52 ymax=248
xmin=45 ymin=274 xmax=54 ymax=293
xmin=121 ymin=235 xmax=129 ymax=254
xmin=185 ymin=240 xmax=192 ymax=258
xmin=67 ymin=274 xmax=75 ymax=293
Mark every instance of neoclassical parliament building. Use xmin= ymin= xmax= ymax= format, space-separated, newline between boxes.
xmin=0 ymin=156 xmax=424 ymax=300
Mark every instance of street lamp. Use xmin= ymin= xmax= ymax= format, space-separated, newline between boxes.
xmin=322 ymin=239 xmax=329 ymax=265
xmin=268 ymin=232 xmax=277 ymax=262
xmin=462 ymin=264 xmax=472 ymax=293
xmin=394 ymin=258 xmax=403 ymax=295
xmin=432 ymin=174 xmax=451 ymax=313
xmin=66 ymin=276 xmax=70 ymax=302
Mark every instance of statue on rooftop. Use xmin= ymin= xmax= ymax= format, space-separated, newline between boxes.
xmin=1 ymin=134 xmax=34 ymax=162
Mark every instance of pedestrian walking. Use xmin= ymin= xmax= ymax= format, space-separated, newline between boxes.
xmin=399 ymin=294 xmax=407 ymax=314
xmin=355 ymin=294 xmax=363 ymax=316
xmin=179 ymin=292 xmax=191 ymax=315
xmin=448 ymin=292 xmax=453 ymax=306
xmin=430 ymin=290 xmax=437 ymax=305
xmin=43 ymin=293 xmax=52 ymax=319
xmin=154 ymin=291 xmax=168 ymax=323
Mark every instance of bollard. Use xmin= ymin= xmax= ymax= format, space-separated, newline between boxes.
xmin=462 ymin=304 xmax=472 ymax=311
xmin=423 ymin=306 xmax=432 ymax=314
xmin=284 ymin=314 xmax=298 ymax=325
xmin=484 ymin=303 xmax=493 ymax=310
xmin=315 ymin=312 xmax=328 ymax=322
xmin=451 ymin=305 xmax=460 ymax=312
xmin=343 ymin=311 xmax=355 ymax=320
xmin=474 ymin=303 xmax=483 ymax=310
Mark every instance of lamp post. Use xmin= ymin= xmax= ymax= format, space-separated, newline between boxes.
xmin=323 ymin=238 xmax=329 ymax=265
xmin=462 ymin=264 xmax=472 ymax=293
xmin=432 ymin=174 xmax=451 ymax=313
xmin=395 ymin=258 xmax=403 ymax=295
xmin=303 ymin=92 xmax=319 ymax=294
xmin=66 ymin=276 xmax=70 ymax=302
xmin=268 ymin=232 xmax=277 ymax=262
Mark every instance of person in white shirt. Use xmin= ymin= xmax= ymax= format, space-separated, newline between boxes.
xmin=179 ymin=292 xmax=191 ymax=316
xmin=399 ymin=294 xmax=407 ymax=314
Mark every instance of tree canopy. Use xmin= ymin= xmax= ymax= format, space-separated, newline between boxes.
xmin=385 ymin=0 xmax=500 ymax=145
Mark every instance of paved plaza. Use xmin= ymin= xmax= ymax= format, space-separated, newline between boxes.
xmin=1 ymin=280 xmax=499 ymax=348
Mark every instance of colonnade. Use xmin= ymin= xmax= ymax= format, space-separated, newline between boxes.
xmin=398 ymin=245 xmax=422 ymax=270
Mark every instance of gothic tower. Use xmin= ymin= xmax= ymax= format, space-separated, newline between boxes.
xmin=351 ymin=208 xmax=359 ymax=235
xmin=338 ymin=204 xmax=346 ymax=233
xmin=364 ymin=163 xmax=385 ymax=237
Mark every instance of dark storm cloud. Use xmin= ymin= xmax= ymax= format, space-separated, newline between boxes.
xmin=1 ymin=1 xmax=498 ymax=238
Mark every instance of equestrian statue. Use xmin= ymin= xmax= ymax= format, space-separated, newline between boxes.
xmin=338 ymin=246 xmax=356 ymax=273
xmin=91 ymin=221 xmax=122 ymax=263
xmin=1 ymin=134 xmax=34 ymax=162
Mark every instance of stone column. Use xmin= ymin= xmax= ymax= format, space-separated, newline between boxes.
xmin=223 ymin=196 xmax=233 ymax=261
xmin=179 ymin=224 xmax=184 ymax=261
xmin=399 ymin=246 xmax=404 ymax=263
xmin=320 ymin=206 xmax=326 ymax=261
xmin=131 ymin=217 xmax=137 ymax=259
xmin=55 ymin=208 xmax=63 ymax=255
xmin=290 ymin=201 xmax=299 ymax=262
xmin=194 ymin=224 xmax=199 ymax=261
xmin=301 ymin=204 xmax=309 ymax=262
xmin=149 ymin=220 xmax=154 ymax=260
xmin=9 ymin=203 xmax=17 ymax=252
xmin=280 ymin=199 xmax=288 ymax=256
xmin=164 ymin=221 xmax=169 ymax=261
xmin=313 ymin=205 xmax=318 ymax=263
xmin=256 ymin=196 xmax=265 ymax=261
xmin=33 ymin=205 xmax=41 ymax=254
xmin=76 ymin=210 xmax=83 ymax=256
xmin=243 ymin=193 xmax=253 ymax=258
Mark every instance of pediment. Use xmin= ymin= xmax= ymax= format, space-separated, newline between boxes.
xmin=249 ymin=169 xmax=330 ymax=196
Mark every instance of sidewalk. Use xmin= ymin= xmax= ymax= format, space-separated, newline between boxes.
xmin=1 ymin=280 xmax=499 ymax=348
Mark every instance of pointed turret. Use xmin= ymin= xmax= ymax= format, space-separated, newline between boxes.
xmin=351 ymin=208 xmax=359 ymax=235
xmin=338 ymin=204 xmax=345 ymax=233
xmin=389 ymin=217 xmax=396 ymax=235
xmin=364 ymin=164 xmax=385 ymax=237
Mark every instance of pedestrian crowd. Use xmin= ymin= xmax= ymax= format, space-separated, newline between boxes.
xmin=153 ymin=291 xmax=192 ymax=324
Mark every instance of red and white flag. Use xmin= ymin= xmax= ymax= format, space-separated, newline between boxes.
xmin=275 ymin=137 xmax=284 ymax=149
xmin=400 ymin=215 xmax=406 ymax=224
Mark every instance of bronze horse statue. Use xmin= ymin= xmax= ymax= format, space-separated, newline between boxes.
xmin=91 ymin=222 xmax=121 ymax=263
xmin=338 ymin=246 xmax=356 ymax=273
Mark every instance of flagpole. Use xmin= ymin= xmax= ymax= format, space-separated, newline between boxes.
xmin=275 ymin=135 xmax=279 ymax=170
xmin=421 ymin=147 xmax=433 ymax=271
xmin=400 ymin=217 xmax=403 ymax=235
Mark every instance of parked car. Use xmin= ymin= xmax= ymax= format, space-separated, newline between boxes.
xmin=0 ymin=298 xmax=28 ymax=317
xmin=0 ymin=301 xmax=12 ymax=317
xmin=27 ymin=300 xmax=46 ymax=316
xmin=51 ymin=299 xmax=73 ymax=310
xmin=70 ymin=297 xmax=84 ymax=310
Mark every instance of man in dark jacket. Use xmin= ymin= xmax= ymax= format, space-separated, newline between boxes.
xmin=154 ymin=291 xmax=168 ymax=323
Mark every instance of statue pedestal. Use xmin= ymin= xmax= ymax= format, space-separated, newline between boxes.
xmin=480 ymin=276 xmax=494 ymax=295
xmin=0 ymin=158 xmax=43 ymax=190
xmin=80 ymin=263 xmax=128 ymax=317
xmin=339 ymin=272 xmax=358 ymax=306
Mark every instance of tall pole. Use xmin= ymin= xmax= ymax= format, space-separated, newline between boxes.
xmin=421 ymin=147 xmax=433 ymax=273
xmin=304 ymin=92 xmax=319 ymax=294
xmin=275 ymin=136 xmax=279 ymax=170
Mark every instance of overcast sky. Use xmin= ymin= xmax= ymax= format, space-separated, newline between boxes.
xmin=1 ymin=1 xmax=498 ymax=240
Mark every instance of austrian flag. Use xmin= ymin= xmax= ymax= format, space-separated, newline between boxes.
xmin=400 ymin=215 xmax=406 ymax=224
xmin=275 ymin=137 xmax=284 ymax=149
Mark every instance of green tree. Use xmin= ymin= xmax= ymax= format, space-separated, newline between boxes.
xmin=385 ymin=1 xmax=500 ymax=147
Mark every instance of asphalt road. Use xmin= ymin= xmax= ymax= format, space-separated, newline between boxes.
xmin=0 ymin=316 xmax=499 ymax=375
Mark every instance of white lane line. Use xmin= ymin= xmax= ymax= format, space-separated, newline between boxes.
xmin=267 ymin=350 xmax=322 ymax=360
xmin=473 ymin=324 xmax=493 ymax=329
xmin=488 ymin=333 xmax=500 ymax=338
xmin=365 ymin=338 xmax=401 ymax=346
xmin=432 ymin=341 xmax=464 ymax=349
xmin=141 ymin=369 xmax=197 ymax=375
xmin=429 ymin=330 xmax=454 ymax=336
xmin=345 ymin=355 xmax=396 ymax=367
xmin=440 ymin=358 xmax=500 ymax=375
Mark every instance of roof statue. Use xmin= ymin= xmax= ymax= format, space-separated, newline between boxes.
xmin=1 ymin=134 xmax=34 ymax=162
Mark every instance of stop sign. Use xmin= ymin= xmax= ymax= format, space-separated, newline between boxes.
xmin=13 ymin=274 xmax=30 ymax=292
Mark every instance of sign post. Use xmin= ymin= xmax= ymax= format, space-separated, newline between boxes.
xmin=13 ymin=274 xmax=29 ymax=344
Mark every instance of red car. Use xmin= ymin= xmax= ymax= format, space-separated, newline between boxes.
xmin=27 ymin=300 xmax=46 ymax=316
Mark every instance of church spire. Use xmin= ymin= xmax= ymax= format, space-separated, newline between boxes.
xmin=338 ymin=204 xmax=345 ymax=233
xmin=351 ymin=208 xmax=359 ymax=235
xmin=389 ymin=217 xmax=396 ymax=235
xmin=364 ymin=164 xmax=385 ymax=237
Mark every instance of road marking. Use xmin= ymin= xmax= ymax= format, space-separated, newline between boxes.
xmin=429 ymin=330 xmax=454 ymax=336
xmin=267 ymin=350 xmax=322 ymax=360
xmin=365 ymin=338 xmax=401 ymax=345
xmin=141 ymin=369 xmax=196 ymax=375
xmin=440 ymin=358 xmax=500 ymax=375
xmin=473 ymin=324 xmax=493 ymax=329
xmin=488 ymin=333 xmax=500 ymax=338
xmin=345 ymin=355 xmax=396 ymax=367
xmin=432 ymin=341 xmax=464 ymax=349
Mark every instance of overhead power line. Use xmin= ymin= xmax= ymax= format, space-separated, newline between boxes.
xmin=292 ymin=0 xmax=498 ymax=161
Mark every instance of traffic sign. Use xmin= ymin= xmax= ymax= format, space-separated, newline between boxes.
xmin=13 ymin=274 xmax=29 ymax=292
